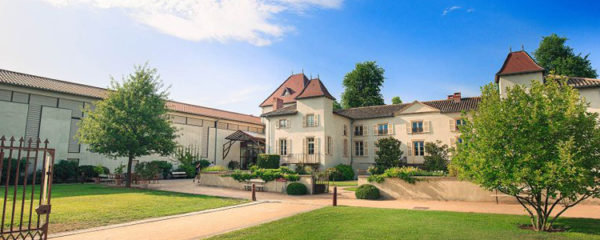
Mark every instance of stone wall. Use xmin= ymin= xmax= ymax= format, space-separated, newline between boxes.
xmin=358 ymin=176 xmax=600 ymax=205
xmin=198 ymin=172 xmax=315 ymax=194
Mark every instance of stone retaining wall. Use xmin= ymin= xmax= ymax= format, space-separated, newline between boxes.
xmin=198 ymin=172 xmax=315 ymax=194
xmin=358 ymin=176 xmax=600 ymax=205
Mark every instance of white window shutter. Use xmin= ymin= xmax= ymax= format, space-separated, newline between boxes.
xmin=407 ymin=144 xmax=412 ymax=156
xmin=351 ymin=141 xmax=355 ymax=157
xmin=315 ymin=114 xmax=320 ymax=126
xmin=302 ymin=116 xmax=306 ymax=127
xmin=276 ymin=120 xmax=280 ymax=129
xmin=316 ymin=137 xmax=321 ymax=155
xmin=406 ymin=123 xmax=412 ymax=134
xmin=276 ymin=140 xmax=280 ymax=155
xmin=388 ymin=123 xmax=393 ymax=135
xmin=373 ymin=124 xmax=378 ymax=136
xmin=364 ymin=141 xmax=368 ymax=156
xmin=449 ymin=119 xmax=456 ymax=132
xmin=287 ymin=119 xmax=291 ymax=128
xmin=287 ymin=139 xmax=291 ymax=155
xmin=303 ymin=138 xmax=307 ymax=154
xmin=424 ymin=121 xmax=431 ymax=133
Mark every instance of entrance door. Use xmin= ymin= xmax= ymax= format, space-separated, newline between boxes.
xmin=240 ymin=142 xmax=258 ymax=170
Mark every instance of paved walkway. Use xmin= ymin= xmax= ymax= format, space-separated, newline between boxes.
xmin=50 ymin=201 xmax=321 ymax=240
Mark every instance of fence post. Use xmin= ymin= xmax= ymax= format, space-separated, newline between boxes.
xmin=252 ymin=183 xmax=256 ymax=201
xmin=333 ymin=186 xmax=337 ymax=206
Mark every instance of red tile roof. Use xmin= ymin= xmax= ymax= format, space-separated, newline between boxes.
xmin=0 ymin=69 xmax=262 ymax=125
xmin=495 ymin=51 xmax=544 ymax=82
xmin=296 ymin=78 xmax=335 ymax=100
xmin=259 ymin=73 xmax=309 ymax=107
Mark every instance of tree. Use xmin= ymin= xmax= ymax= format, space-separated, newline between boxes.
xmin=77 ymin=65 xmax=178 ymax=187
xmin=374 ymin=137 xmax=404 ymax=170
xmin=452 ymin=76 xmax=600 ymax=231
xmin=423 ymin=141 xmax=449 ymax=171
xmin=391 ymin=96 xmax=402 ymax=104
xmin=534 ymin=33 xmax=597 ymax=78
xmin=341 ymin=61 xmax=385 ymax=108
xmin=333 ymin=100 xmax=342 ymax=110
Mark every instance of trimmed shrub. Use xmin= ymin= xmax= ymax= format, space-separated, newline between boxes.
xmin=227 ymin=161 xmax=240 ymax=170
xmin=355 ymin=184 xmax=380 ymax=200
xmin=1 ymin=158 xmax=28 ymax=184
xmin=54 ymin=160 xmax=79 ymax=183
xmin=286 ymin=182 xmax=308 ymax=195
xmin=149 ymin=160 xmax=173 ymax=179
xmin=135 ymin=162 xmax=160 ymax=179
xmin=198 ymin=159 xmax=211 ymax=169
xmin=202 ymin=165 xmax=227 ymax=172
xmin=329 ymin=164 xmax=354 ymax=181
xmin=257 ymin=154 xmax=280 ymax=169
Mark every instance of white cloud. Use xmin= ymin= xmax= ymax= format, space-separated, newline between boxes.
xmin=442 ymin=6 xmax=461 ymax=16
xmin=42 ymin=0 xmax=343 ymax=46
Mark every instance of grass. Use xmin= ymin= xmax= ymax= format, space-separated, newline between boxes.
xmin=330 ymin=180 xmax=357 ymax=187
xmin=343 ymin=187 xmax=357 ymax=192
xmin=1 ymin=184 xmax=245 ymax=233
xmin=209 ymin=206 xmax=600 ymax=240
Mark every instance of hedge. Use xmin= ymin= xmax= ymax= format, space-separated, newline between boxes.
xmin=257 ymin=154 xmax=280 ymax=169
xmin=355 ymin=184 xmax=380 ymax=200
xmin=286 ymin=182 xmax=308 ymax=195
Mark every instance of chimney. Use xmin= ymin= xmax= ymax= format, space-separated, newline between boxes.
xmin=447 ymin=92 xmax=461 ymax=103
xmin=273 ymin=97 xmax=284 ymax=110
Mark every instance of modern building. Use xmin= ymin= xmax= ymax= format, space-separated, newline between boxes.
xmin=260 ymin=51 xmax=600 ymax=172
xmin=0 ymin=69 xmax=264 ymax=170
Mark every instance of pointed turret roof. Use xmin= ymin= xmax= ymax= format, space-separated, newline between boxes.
xmin=296 ymin=78 xmax=335 ymax=100
xmin=495 ymin=51 xmax=545 ymax=82
xmin=259 ymin=73 xmax=309 ymax=107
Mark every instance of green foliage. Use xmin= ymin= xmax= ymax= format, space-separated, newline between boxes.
xmin=1 ymin=158 xmax=32 ymax=184
xmin=374 ymin=137 xmax=404 ymax=170
xmin=77 ymin=64 xmax=177 ymax=187
xmin=333 ymin=100 xmax=343 ymax=110
xmin=286 ymin=182 xmax=308 ymax=195
xmin=229 ymin=167 xmax=299 ymax=183
xmin=294 ymin=164 xmax=313 ymax=175
xmin=93 ymin=165 xmax=106 ymax=175
xmin=149 ymin=160 xmax=173 ymax=179
xmin=368 ymin=167 xmax=444 ymax=184
xmin=534 ymin=33 xmax=597 ymax=78
xmin=202 ymin=166 xmax=227 ymax=172
xmin=423 ymin=141 xmax=449 ymax=172
xmin=355 ymin=184 xmax=380 ymax=200
xmin=328 ymin=164 xmax=354 ymax=181
xmin=367 ymin=165 xmax=384 ymax=175
xmin=175 ymin=146 xmax=206 ymax=177
xmin=198 ymin=160 xmax=211 ymax=169
xmin=227 ymin=161 xmax=240 ymax=170
xmin=135 ymin=162 xmax=160 ymax=179
xmin=257 ymin=154 xmax=280 ymax=169
xmin=391 ymin=96 xmax=402 ymax=104
xmin=341 ymin=61 xmax=385 ymax=108
xmin=54 ymin=160 xmax=79 ymax=183
xmin=114 ymin=163 xmax=125 ymax=175
xmin=452 ymin=76 xmax=600 ymax=231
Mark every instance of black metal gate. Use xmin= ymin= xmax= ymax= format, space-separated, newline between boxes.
xmin=0 ymin=136 xmax=54 ymax=240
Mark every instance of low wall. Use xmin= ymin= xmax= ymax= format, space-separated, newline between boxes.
xmin=198 ymin=172 xmax=314 ymax=194
xmin=358 ymin=176 xmax=600 ymax=205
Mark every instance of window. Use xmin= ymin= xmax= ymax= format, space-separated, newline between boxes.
xmin=282 ymin=88 xmax=291 ymax=96
xmin=354 ymin=141 xmax=364 ymax=156
xmin=343 ymin=125 xmax=347 ymax=136
xmin=278 ymin=119 xmax=288 ymax=128
xmin=412 ymin=121 xmax=424 ymax=133
xmin=377 ymin=124 xmax=388 ymax=135
xmin=456 ymin=119 xmax=465 ymax=131
xmin=326 ymin=136 xmax=332 ymax=155
xmin=279 ymin=139 xmax=287 ymax=155
xmin=306 ymin=114 xmax=315 ymax=127
xmin=354 ymin=125 xmax=364 ymax=136
xmin=413 ymin=141 xmax=425 ymax=156
xmin=307 ymin=137 xmax=315 ymax=155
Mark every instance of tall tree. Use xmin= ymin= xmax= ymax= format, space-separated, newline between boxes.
xmin=534 ymin=33 xmax=597 ymax=78
xmin=333 ymin=100 xmax=342 ymax=110
xmin=77 ymin=65 xmax=178 ymax=187
xmin=374 ymin=137 xmax=404 ymax=170
xmin=391 ymin=96 xmax=402 ymax=104
xmin=452 ymin=76 xmax=600 ymax=231
xmin=341 ymin=61 xmax=385 ymax=108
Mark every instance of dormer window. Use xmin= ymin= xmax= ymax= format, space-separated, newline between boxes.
xmin=282 ymin=88 xmax=292 ymax=96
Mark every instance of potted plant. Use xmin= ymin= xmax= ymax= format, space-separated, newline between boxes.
xmin=114 ymin=163 xmax=125 ymax=185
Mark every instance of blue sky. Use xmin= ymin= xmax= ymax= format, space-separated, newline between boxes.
xmin=1 ymin=0 xmax=599 ymax=115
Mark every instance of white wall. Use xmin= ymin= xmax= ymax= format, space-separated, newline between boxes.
xmin=498 ymin=72 xmax=543 ymax=97
xmin=39 ymin=107 xmax=72 ymax=161
xmin=0 ymin=101 xmax=28 ymax=139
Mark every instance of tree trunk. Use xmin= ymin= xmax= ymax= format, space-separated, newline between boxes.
xmin=126 ymin=155 xmax=133 ymax=188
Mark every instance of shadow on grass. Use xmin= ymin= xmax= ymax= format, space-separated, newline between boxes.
xmin=554 ymin=217 xmax=600 ymax=235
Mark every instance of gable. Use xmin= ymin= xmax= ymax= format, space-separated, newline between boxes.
xmin=259 ymin=73 xmax=308 ymax=107
xmin=395 ymin=101 xmax=440 ymax=115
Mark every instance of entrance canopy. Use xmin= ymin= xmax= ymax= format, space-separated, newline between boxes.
xmin=225 ymin=130 xmax=265 ymax=144
xmin=222 ymin=130 xmax=265 ymax=163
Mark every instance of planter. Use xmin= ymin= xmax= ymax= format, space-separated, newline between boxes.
xmin=93 ymin=177 xmax=101 ymax=184
xmin=313 ymin=184 xmax=327 ymax=194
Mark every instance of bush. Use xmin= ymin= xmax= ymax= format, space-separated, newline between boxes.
xmin=367 ymin=167 xmax=445 ymax=184
xmin=423 ymin=141 xmax=449 ymax=172
xmin=286 ymin=182 xmax=308 ymax=195
xmin=202 ymin=165 xmax=226 ymax=172
xmin=367 ymin=165 xmax=384 ymax=175
xmin=229 ymin=167 xmax=300 ymax=183
xmin=257 ymin=154 xmax=280 ymax=169
xmin=334 ymin=164 xmax=354 ymax=181
xmin=355 ymin=184 xmax=380 ymax=200
xmin=198 ymin=159 xmax=211 ymax=169
xmin=227 ymin=161 xmax=240 ymax=170
xmin=294 ymin=164 xmax=313 ymax=175
xmin=149 ymin=160 xmax=173 ymax=179
xmin=375 ymin=137 xmax=404 ymax=170
xmin=135 ymin=162 xmax=160 ymax=179
xmin=1 ymin=158 xmax=28 ymax=184
xmin=54 ymin=160 xmax=79 ymax=183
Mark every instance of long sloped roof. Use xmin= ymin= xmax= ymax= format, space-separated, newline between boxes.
xmin=0 ymin=69 xmax=262 ymax=125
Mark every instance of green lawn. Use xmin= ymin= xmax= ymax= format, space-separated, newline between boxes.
xmin=343 ymin=186 xmax=357 ymax=192
xmin=210 ymin=206 xmax=600 ymax=240
xmin=1 ymin=184 xmax=245 ymax=233
xmin=330 ymin=180 xmax=357 ymax=187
